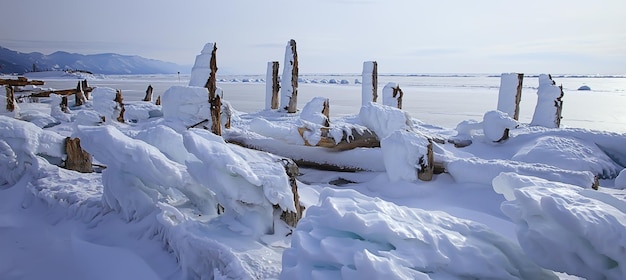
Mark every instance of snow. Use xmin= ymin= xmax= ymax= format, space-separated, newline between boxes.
xmin=530 ymin=74 xmax=563 ymax=128
xmin=282 ymin=188 xmax=557 ymax=280
xmin=382 ymin=82 xmax=400 ymax=108
xmin=188 ymin=42 xmax=215 ymax=87
xmin=2 ymin=71 xmax=626 ymax=280
xmin=92 ymin=87 xmax=121 ymax=123
xmin=493 ymin=172 xmax=626 ymax=279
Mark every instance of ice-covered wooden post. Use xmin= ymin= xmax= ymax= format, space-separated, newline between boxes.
xmin=495 ymin=73 xmax=523 ymax=140
xmin=265 ymin=61 xmax=280 ymax=110
xmin=60 ymin=96 xmax=70 ymax=113
xmin=189 ymin=42 xmax=222 ymax=135
xmin=64 ymin=137 xmax=93 ymax=173
xmin=5 ymin=85 xmax=14 ymax=112
xmin=75 ymin=81 xmax=86 ymax=106
xmin=114 ymin=89 xmax=125 ymax=123
xmin=280 ymin=39 xmax=298 ymax=113
xmin=280 ymin=158 xmax=304 ymax=227
xmin=143 ymin=84 xmax=153 ymax=102
xmin=530 ymin=74 xmax=564 ymax=128
xmin=382 ymin=82 xmax=403 ymax=109
xmin=155 ymin=95 xmax=161 ymax=106
xmin=418 ymin=139 xmax=434 ymax=181
xmin=361 ymin=61 xmax=378 ymax=107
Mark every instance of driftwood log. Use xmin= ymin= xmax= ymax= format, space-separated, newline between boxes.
xmin=0 ymin=77 xmax=44 ymax=86
xmin=64 ymin=137 xmax=93 ymax=173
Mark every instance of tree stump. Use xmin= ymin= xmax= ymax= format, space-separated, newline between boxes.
xmin=5 ymin=85 xmax=14 ymax=112
xmin=155 ymin=95 xmax=161 ymax=106
xmin=210 ymin=95 xmax=222 ymax=135
xmin=530 ymin=74 xmax=564 ymax=128
xmin=64 ymin=137 xmax=93 ymax=173
xmin=279 ymin=158 xmax=304 ymax=227
xmin=361 ymin=61 xmax=378 ymax=106
xmin=382 ymin=82 xmax=403 ymax=109
xmin=114 ymin=90 xmax=125 ymax=123
xmin=265 ymin=61 xmax=280 ymax=110
xmin=143 ymin=84 xmax=153 ymax=102
xmin=60 ymin=96 xmax=70 ymax=113
xmin=81 ymin=79 xmax=90 ymax=100
xmin=205 ymin=43 xmax=218 ymax=100
xmin=75 ymin=81 xmax=86 ymax=106
xmin=281 ymin=39 xmax=298 ymax=113
xmin=417 ymin=139 xmax=434 ymax=181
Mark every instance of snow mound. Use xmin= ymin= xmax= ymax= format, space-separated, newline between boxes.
xmin=281 ymin=188 xmax=556 ymax=280
xmin=359 ymin=102 xmax=412 ymax=139
xmin=161 ymin=85 xmax=211 ymax=128
xmin=92 ymin=87 xmax=121 ymax=122
xmin=381 ymin=130 xmax=430 ymax=182
xmin=483 ymin=110 xmax=518 ymax=141
xmin=493 ymin=172 xmax=626 ymax=280
xmin=512 ymin=135 xmax=622 ymax=179
xmin=124 ymin=102 xmax=162 ymax=122
xmin=615 ymin=169 xmax=626 ymax=189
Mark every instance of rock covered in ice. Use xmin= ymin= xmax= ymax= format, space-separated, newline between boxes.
xmin=493 ymin=172 xmax=626 ymax=280
xmin=281 ymin=188 xmax=556 ymax=280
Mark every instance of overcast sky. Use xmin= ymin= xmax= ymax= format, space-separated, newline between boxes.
xmin=2 ymin=0 xmax=625 ymax=74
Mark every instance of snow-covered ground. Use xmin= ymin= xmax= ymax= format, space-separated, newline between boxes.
xmin=1 ymin=71 xmax=625 ymax=279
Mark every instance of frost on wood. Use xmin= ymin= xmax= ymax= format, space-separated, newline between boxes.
xmin=382 ymin=82 xmax=403 ymax=109
xmin=496 ymin=73 xmax=523 ymax=120
xmin=4 ymin=85 xmax=15 ymax=113
xmin=74 ymin=80 xmax=86 ymax=107
xmin=265 ymin=61 xmax=280 ymax=110
xmin=280 ymin=40 xmax=298 ymax=113
xmin=361 ymin=61 xmax=378 ymax=107
xmin=531 ymin=74 xmax=564 ymax=128
xmin=381 ymin=130 xmax=433 ymax=182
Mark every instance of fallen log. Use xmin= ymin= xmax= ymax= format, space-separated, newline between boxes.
xmin=29 ymin=86 xmax=94 ymax=98
xmin=0 ymin=77 xmax=44 ymax=86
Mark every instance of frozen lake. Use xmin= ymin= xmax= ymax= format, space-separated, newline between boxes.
xmin=35 ymin=73 xmax=626 ymax=133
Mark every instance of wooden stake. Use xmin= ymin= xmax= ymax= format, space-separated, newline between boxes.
xmin=60 ymin=96 xmax=69 ymax=113
xmin=155 ymin=95 xmax=161 ymax=106
xmin=205 ymin=43 xmax=218 ymax=100
xmin=114 ymin=90 xmax=125 ymax=123
xmin=5 ymin=85 xmax=14 ymax=112
xmin=210 ymin=95 xmax=222 ymax=135
xmin=286 ymin=39 xmax=298 ymax=113
xmin=393 ymin=84 xmax=403 ymax=109
xmin=279 ymin=158 xmax=304 ymax=227
xmin=417 ymin=139 xmax=434 ymax=181
xmin=321 ymin=98 xmax=330 ymax=127
xmin=74 ymin=81 xmax=86 ymax=106
xmin=64 ymin=137 xmax=93 ymax=173
xmin=143 ymin=84 xmax=153 ymax=102
xmin=82 ymin=79 xmax=90 ymax=100
xmin=271 ymin=61 xmax=280 ymax=109
xmin=361 ymin=61 xmax=378 ymax=106
xmin=371 ymin=61 xmax=378 ymax=103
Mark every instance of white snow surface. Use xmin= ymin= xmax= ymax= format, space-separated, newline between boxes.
xmin=282 ymin=188 xmax=557 ymax=280
xmin=2 ymin=72 xmax=626 ymax=280
xmin=494 ymin=172 xmax=626 ymax=280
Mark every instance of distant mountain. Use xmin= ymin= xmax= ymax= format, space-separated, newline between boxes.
xmin=0 ymin=46 xmax=189 ymax=75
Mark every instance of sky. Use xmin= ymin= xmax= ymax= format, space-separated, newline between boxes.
xmin=2 ymin=0 xmax=625 ymax=74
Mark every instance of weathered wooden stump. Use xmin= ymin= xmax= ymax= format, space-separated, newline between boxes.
xmin=143 ymin=84 xmax=153 ymax=102
xmin=382 ymin=82 xmax=403 ymax=109
xmin=279 ymin=158 xmax=304 ymax=227
xmin=210 ymin=95 xmax=222 ymax=136
xmin=155 ymin=95 xmax=161 ymax=106
xmin=60 ymin=96 xmax=70 ymax=113
xmin=64 ymin=137 xmax=93 ymax=173
xmin=203 ymin=43 xmax=222 ymax=135
xmin=81 ymin=79 xmax=90 ymax=99
xmin=75 ymin=81 xmax=86 ymax=106
xmin=5 ymin=85 xmax=15 ymax=112
xmin=417 ymin=139 xmax=434 ymax=181
xmin=281 ymin=39 xmax=298 ymax=113
xmin=361 ymin=61 xmax=378 ymax=106
xmin=265 ymin=61 xmax=280 ymax=110
xmin=114 ymin=90 xmax=125 ymax=123
xmin=530 ymin=74 xmax=564 ymax=128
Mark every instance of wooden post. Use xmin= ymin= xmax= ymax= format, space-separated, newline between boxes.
xmin=114 ymin=90 xmax=125 ymax=123
xmin=64 ymin=137 xmax=93 ymax=173
xmin=530 ymin=74 xmax=564 ymax=128
xmin=497 ymin=73 xmax=524 ymax=120
xmin=205 ymin=43 xmax=218 ymax=100
xmin=75 ymin=81 xmax=86 ymax=106
xmin=322 ymin=98 xmax=330 ymax=127
xmin=60 ymin=96 xmax=70 ymax=113
xmin=210 ymin=95 xmax=222 ymax=136
xmin=155 ymin=95 xmax=161 ymax=106
xmin=556 ymin=84 xmax=564 ymax=128
xmin=361 ymin=61 xmax=378 ymax=106
xmin=417 ymin=139 xmax=434 ymax=181
xmin=265 ymin=61 xmax=280 ymax=110
xmin=81 ymin=79 xmax=90 ymax=100
xmin=383 ymin=83 xmax=403 ymax=109
xmin=280 ymin=158 xmax=304 ymax=227
xmin=143 ymin=84 xmax=153 ymax=102
xmin=5 ymin=85 xmax=14 ymax=112
xmin=281 ymin=39 xmax=298 ymax=113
